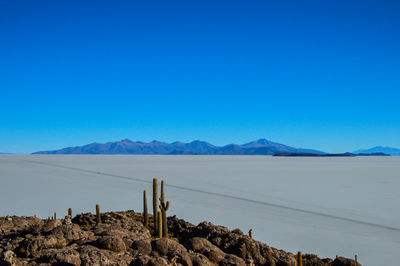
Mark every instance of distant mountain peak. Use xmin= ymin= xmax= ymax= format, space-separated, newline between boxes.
xmin=354 ymin=146 xmax=400 ymax=156
xmin=253 ymin=138 xmax=272 ymax=144
xmin=242 ymin=138 xmax=284 ymax=148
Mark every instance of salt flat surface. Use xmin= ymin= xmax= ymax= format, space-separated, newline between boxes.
xmin=0 ymin=155 xmax=399 ymax=265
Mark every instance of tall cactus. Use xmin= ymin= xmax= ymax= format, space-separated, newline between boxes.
xmin=159 ymin=180 xmax=170 ymax=238
xmin=153 ymin=178 xmax=158 ymax=232
xmin=96 ymin=204 xmax=101 ymax=225
xmin=157 ymin=211 xmax=162 ymax=238
xmin=297 ymin=251 xmax=303 ymax=266
xmin=68 ymin=208 xmax=72 ymax=217
xmin=143 ymin=190 xmax=149 ymax=227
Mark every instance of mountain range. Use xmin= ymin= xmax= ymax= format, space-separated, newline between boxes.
xmin=353 ymin=146 xmax=400 ymax=156
xmin=32 ymin=139 xmax=326 ymax=155
xmin=31 ymin=139 xmax=400 ymax=156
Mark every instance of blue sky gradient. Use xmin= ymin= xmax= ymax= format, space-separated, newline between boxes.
xmin=1 ymin=0 xmax=399 ymax=153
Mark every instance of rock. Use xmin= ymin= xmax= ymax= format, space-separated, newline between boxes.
xmin=93 ymin=224 xmax=150 ymax=243
xmin=16 ymin=235 xmax=61 ymax=258
xmin=151 ymin=238 xmax=192 ymax=265
xmin=131 ymin=239 xmax=152 ymax=256
xmin=130 ymin=255 xmax=169 ymax=266
xmin=0 ymin=250 xmax=17 ymax=266
xmin=185 ymin=237 xmax=225 ymax=263
xmin=215 ymin=235 xmax=266 ymax=264
xmin=72 ymin=213 xmax=97 ymax=227
xmin=53 ymin=248 xmax=81 ymax=265
xmin=39 ymin=247 xmax=81 ymax=265
xmin=168 ymin=216 xmax=196 ymax=240
xmin=275 ymin=255 xmax=297 ymax=266
xmin=333 ymin=256 xmax=361 ymax=266
xmin=78 ymin=245 xmax=112 ymax=265
xmin=0 ymin=210 xmax=360 ymax=266
xmin=64 ymin=215 xmax=73 ymax=225
xmin=303 ymin=254 xmax=333 ymax=266
xmin=97 ymin=235 xmax=126 ymax=252
xmin=42 ymin=219 xmax=62 ymax=233
xmin=219 ymin=254 xmax=246 ymax=266
xmin=231 ymin=228 xmax=244 ymax=235
xmin=193 ymin=222 xmax=230 ymax=239
xmin=187 ymin=220 xmax=297 ymax=266
xmin=0 ymin=216 xmax=43 ymax=236
xmin=47 ymin=224 xmax=93 ymax=243
xmin=189 ymin=253 xmax=212 ymax=266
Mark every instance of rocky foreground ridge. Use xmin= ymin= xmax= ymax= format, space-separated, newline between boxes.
xmin=0 ymin=211 xmax=360 ymax=266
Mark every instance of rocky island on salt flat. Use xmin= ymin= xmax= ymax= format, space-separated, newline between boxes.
xmin=0 ymin=210 xmax=360 ymax=266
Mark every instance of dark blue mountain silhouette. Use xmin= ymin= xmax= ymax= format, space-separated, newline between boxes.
xmin=33 ymin=138 xmax=326 ymax=155
xmin=354 ymin=146 xmax=400 ymax=156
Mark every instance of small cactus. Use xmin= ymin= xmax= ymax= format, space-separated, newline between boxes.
xmin=153 ymin=178 xmax=158 ymax=232
xmin=54 ymin=212 xmax=56 ymax=220
xmin=68 ymin=208 xmax=72 ymax=217
xmin=96 ymin=204 xmax=101 ymax=225
xmin=159 ymin=180 xmax=170 ymax=238
xmin=143 ymin=190 xmax=149 ymax=227
xmin=249 ymin=229 xmax=253 ymax=238
xmin=297 ymin=251 xmax=303 ymax=266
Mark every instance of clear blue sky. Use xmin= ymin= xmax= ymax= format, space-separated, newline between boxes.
xmin=1 ymin=0 xmax=399 ymax=154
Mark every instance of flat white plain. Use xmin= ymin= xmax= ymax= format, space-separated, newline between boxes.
xmin=0 ymin=155 xmax=399 ymax=266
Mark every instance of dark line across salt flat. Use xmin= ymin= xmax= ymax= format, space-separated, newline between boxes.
xmin=14 ymin=157 xmax=400 ymax=233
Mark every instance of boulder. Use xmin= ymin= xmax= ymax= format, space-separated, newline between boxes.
xmin=15 ymin=235 xmax=61 ymax=258
xmin=72 ymin=213 xmax=97 ymax=227
xmin=130 ymin=255 xmax=169 ymax=266
xmin=97 ymin=235 xmax=126 ymax=252
xmin=42 ymin=219 xmax=63 ymax=233
xmin=131 ymin=239 xmax=152 ymax=256
xmin=184 ymin=237 xmax=226 ymax=263
xmin=189 ymin=253 xmax=212 ymax=266
xmin=0 ymin=250 xmax=17 ymax=266
xmin=39 ymin=247 xmax=81 ymax=265
xmin=47 ymin=224 xmax=93 ymax=242
xmin=333 ymin=256 xmax=361 ymax=266
xmin=151 ymin=238 xmax=192 ymax=265
xmin=78 ymin=245 xmax=112 ymax=265
xmin=219 ymin=254 xmax=246 ymax=266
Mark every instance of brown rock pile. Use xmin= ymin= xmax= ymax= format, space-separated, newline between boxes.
xmin=0 ymin=211 xmax=361 ymax=266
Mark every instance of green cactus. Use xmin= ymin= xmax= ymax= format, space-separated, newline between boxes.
xmin=143 ymin=190 xmax=149 ymax=227
xmin=96 ymin=204 xmax=101 ymax=225
xmin=159 ymin=180 xmax=170 ymax=238
xmin=153 ymin=178 xmax=158 ymax=232
xmin=249 ymin=229 xmax=253 ymax=238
